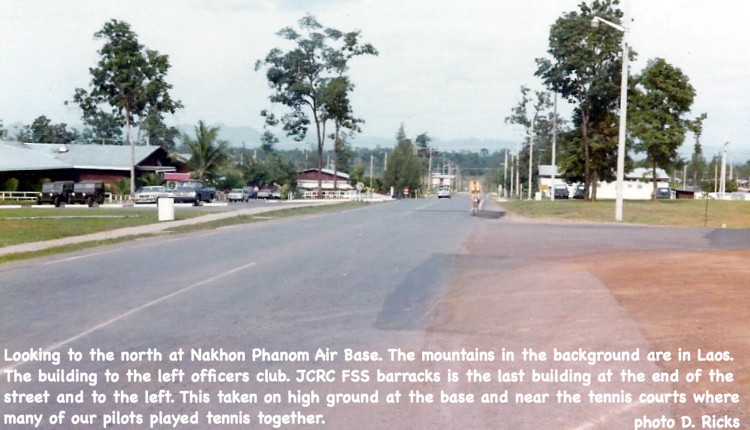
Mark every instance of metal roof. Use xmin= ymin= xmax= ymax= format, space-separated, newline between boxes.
xmin=1 ymin=141 xmax=164 ymax=172
xmin=0 ymin=141 xmax=70 ymax=171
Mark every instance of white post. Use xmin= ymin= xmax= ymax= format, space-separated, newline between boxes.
xmin=614 ymin=1 xmax=630 ymax=221
xmin=719 ymin=142 xmax=728 ymax=197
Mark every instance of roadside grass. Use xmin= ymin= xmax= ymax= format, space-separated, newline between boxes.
xmin=501 ymin=198 xmax=750 ymax=228
xmin=0 ymin=202 xmax=363 ymax=264
xmin=0 ymin=208 xmax=207 ymax=247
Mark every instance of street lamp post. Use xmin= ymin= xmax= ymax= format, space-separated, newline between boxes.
xmin=592 ymin=1 xmax=630 ymax=221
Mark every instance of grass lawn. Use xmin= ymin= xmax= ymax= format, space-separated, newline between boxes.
xmin=0 ymin=207 xmax=206 ymax=247
xmin=501 ymin=198 xmax=750 ymax=229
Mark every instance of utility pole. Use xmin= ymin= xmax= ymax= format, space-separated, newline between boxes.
xmin=551 ymin=92 xmax=557 ymax=201
xmin=369 ymin=154 xmax=374 ymax=189
xmin=719 ymin=142 xmax=728 ymax=197
xmin=503 ymin=150 xmax=508 ymax=198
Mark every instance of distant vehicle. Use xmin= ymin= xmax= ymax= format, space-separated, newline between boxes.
xmin=37 ymin=181 xmax=74 ymax=207
xmin=437 ymin=185 xmax=451 ymax=199
xmin=257 ymin=186 xmax=279 ymax=199
xmin=168 ymin=180 xmax=216 ymax=205
xmin=227 ymin=188 xmax=251 ymax=202
xmin=256 ymin=188 xmax=272 ymax=199
xmin=656 ymin=187 xmax=672 ymax=199
xmin=553 ymin=185 xmax=569 ymax=199
xmin=133 ymin=185 xmax=170 ymax=204
xmin=573 ymin=184 xmax=585 ymax=199
xmin=70 ymin=181 xmax=106 ymax=207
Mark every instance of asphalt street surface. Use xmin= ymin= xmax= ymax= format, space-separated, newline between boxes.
xmin=1 ymin=196 xmax=747 ymax=429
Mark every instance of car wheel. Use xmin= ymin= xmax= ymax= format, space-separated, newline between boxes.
xmin=194 ymin=196 xmax=201 ymax=206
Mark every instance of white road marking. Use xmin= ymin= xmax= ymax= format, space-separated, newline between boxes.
xmin=0 ymin=261 xmax=256 ymax=373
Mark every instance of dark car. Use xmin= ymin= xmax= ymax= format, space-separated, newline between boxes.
xmin=70 ymin=181 xmax=106 ymax=207
xmin=656 ymin=187 xmax=672 ymax=199
xmin=37 ymin=181 xmax=74 ymax=206
xmin=573 ymin=185 xmax=585 ymax=199
xmin=553 ymin=185 xmax=569 ymax=199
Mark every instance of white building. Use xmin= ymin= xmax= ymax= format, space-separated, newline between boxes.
xmin=538 ymin=165 xmax=671 ymax=199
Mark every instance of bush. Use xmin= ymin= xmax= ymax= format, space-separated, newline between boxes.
xmin=2 ymin=178 xmax=19 ymax=191
xmin=279 ymin=184 xmax=293 ymax=200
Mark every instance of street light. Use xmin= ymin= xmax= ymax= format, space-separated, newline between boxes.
xmin=592 ymin=2 xmax=630 ymax=221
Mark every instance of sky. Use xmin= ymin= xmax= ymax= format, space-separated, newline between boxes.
xmin=1 ymin=0 xmax=748 ymax=161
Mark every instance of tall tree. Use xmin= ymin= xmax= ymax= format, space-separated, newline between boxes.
xmin=255 ymin=14 xmax=377 ymax=195
xmin=17 ymin=115 xmax=80 ymax=143
xmin=686 ymin=113 xmax=708 ymax=189
xmin=71 ymin=19 xmax=182 ymax=195
xmin=182 ymin=121 xmax=229 ymax=183
xmin=535 ymin=0 xmax=630 ymax=201
xmin=630 ymin=58 xmax=696 ymax=199
xmin=506 ymin=86 xmax=552 ymax=199
xmin=382 ymin=125 xmax=422 ymax=196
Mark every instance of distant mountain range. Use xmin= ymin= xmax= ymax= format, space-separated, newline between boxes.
xmin=3 ymin=121 xmax=516 ymax=153
xmin=183 ymin=123 xmax=517 ymax=154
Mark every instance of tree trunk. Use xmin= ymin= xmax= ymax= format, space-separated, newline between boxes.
xmin=581 ymin=110 xmax=591 ymax=201
xmin=652 ymin=161 xmax=658 ymax=200
xmin=127 ymin=108 xmax=134 ymax=199
xmin=312 ymin=109 xmax=324 ymax=197
xmin=333 ymin=121 xmax=340 ymax=191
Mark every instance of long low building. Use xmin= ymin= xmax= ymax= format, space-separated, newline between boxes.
xmin=297 ymin=168 xmax=353 ymax=191
xmin=538 ymin=165 xmax=671 ymax=199
xmin=0 ymin=141 xmax=176 ymax=190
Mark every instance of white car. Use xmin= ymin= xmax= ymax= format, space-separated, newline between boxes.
xmin=437 ymin=185 xmax=451 ymax=199
xmin=133 ymin=186 xmax=170 ymax=204
xmin=227 ymin=188 xmax=250 ymax=202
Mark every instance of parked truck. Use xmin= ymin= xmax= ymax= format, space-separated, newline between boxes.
xmin=37 ymin=181 xmax=74 ymax=206
xmin=70 ymin=181 xmax=106 ymax=207
xmin=167 ymin=179 xmax=216 ymax=205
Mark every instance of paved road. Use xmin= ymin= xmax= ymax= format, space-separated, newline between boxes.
xmin=1 ymin=197 xmax=746 ymax=429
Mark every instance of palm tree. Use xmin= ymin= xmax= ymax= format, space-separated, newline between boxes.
xmin=182 ymin=121 xmax=229 ymax=182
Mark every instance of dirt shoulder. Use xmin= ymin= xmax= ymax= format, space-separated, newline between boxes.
xmin=422 ymin=218 xmax=748 ymax=428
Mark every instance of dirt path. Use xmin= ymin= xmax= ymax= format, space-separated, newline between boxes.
xmin=416 ymin=221 xmax=749 ymax=428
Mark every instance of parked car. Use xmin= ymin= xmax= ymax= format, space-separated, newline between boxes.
xmin=553 ymin=185 xmax=569 ymax=199
xmin=573 ymin=184 xmax=585 ymax=199
xmin=37 ymin=181 xmax=74 ymax=206
xmin=437 ymin=185 xmax=451 ymax=199
xmin=133 ymin=185 xmax=170 ymax=204
xmin=227 ymin=188 xmax=251 ymax=202
xmin=257 ymin=186 xmax=279 ymax=199
xmin=656 ymin=187 xmax=672 ymax=199
xmin=70 ymin=181 xmax=106 ymax=207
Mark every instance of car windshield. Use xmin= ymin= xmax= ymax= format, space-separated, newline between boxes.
xmin=43 ymin=183 xmax=65 ymax=191
xmin=230 ymin=189 xmax=243 ymax=193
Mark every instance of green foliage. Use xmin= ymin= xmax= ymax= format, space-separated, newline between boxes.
xmin=2 ymin=178 xmax=19 ymax=192
xmin=216 ymin=167 xmax=245 ymax=191
xmin=255 ymin=14 xmax=377 ymax=193
xmin=113 ymin=178 xmax=130 ymax=195
xmin=16 ymin=116 xmax=79 ymax=143
xmin=382 ymin=125 xmax=422 ymax=194
xmin=506 ymin=86 xmax=553 ymax=197
xmin=535 ymin=0 xmax=631 ymax=200
xmin=631 ymin=58 xmax=695 ymax=198
xmin=182 ymin=121 xmax=230 ymax=183
xmin=136 ymin=173 xmax=163 ymax=188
